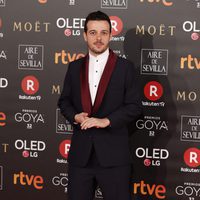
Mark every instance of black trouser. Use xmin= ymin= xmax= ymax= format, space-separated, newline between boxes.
xmin=68 ymin=146 xmax=131 ymax=200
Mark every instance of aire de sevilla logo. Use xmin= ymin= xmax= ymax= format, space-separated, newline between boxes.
xmin=110 ymin=16 xmax=123 ymax=36
xmin=59 ymin=140 xmax=71 ymax=159
xmin=184 ymin=148 xmax=200 ymax=168
xmin=21 ymin=76 xmax=39 ymax=95
xmin=144 ymin=81 xmax=163 ymax=101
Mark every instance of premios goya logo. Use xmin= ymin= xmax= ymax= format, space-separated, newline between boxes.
xmin=136 ymin=115 xmax=168 ymax=136
xmin=18 ymin=44 xmax=44 ymax=70
xmin=13 ymin=171 xmax=44 ymax=190
xmin=14 ymin=139 xmax=46 ymax=158
xmin=52 ymin=173 xmax=68 ymax=193
xmin=175 ymin=182 xmax=200 ymax=200
xmin=15 ymin=109 xmax=45 ymax=129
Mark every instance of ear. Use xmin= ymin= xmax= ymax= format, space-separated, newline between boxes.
xmin=83 ymin=32 xmax=87 ymax=42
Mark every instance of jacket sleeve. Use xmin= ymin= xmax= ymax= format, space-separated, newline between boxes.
xmin=107 ymin=62 xmax=142 ymax=129
xmin=57 ymin=64 xmax=77 ymax=124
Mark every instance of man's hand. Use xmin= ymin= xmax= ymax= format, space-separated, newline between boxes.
xmin=74 ymin=112 xmax=89 ymax=124
xmin=80 ymin=117 xmax=110 ymax=130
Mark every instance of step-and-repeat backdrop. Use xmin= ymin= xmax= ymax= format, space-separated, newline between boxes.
xmin=0 ymin=0 xmax=200 ymax=199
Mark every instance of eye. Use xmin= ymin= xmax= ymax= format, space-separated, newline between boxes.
xmin=101 ymin=31 xmax=109 ymax=36
xmin=89 ymin=31 xmax=96 ymax=36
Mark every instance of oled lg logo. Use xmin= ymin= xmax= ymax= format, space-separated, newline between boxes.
xmin=19 ymin=75 xmax=41 ymax=101
xmin=135 ymin=147 xmax=169 ymax=166
xmin=18 ymin=44 xmax=44 ymax=70
xmin=143 ymin=81 xmax=165 ymax=107
xmin=14 ymin=139 xmax=46 ymax=158
xmin=181 ymin=148 xmax=200 ymax=173
xmin=0 ymin=0 xmax=6 ymax=7
xmin=56 ymin=17 xmax=85 ymax=37
xmin=183 ymin=21 xmax=200 ymax=40
xmin=52 ymin=173 xmax=68 ymax=193
xmin=133 ymin=180 xmax=166 ymax=199
xmin=13 ymin=171 xmax=44 ymax=190
xmin=57 ymin=140 xmax=71 ymax=164
xmin=0 ymin=78 xmax=8 ymax=88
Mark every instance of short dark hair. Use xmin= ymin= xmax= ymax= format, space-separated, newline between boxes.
xmin=84 ymin=11 xmax=112 ymax=33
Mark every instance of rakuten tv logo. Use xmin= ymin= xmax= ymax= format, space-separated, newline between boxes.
xmin=110 ymin=16 xmax=123 ymax=36
xmin=184 ymin=148 xmax=200 ymax=168
xmin=59 ymin=140 xmax=71 ymax=159
xmin=133 ymin=180 xmax=166 ymax=199
xmin=13 ymin=171 xmax=44 ymax=190
xmin=21 ymin=76 xmax=39 ymax=95
xmin=19 ymin=76 xmax=41 ymax=101
xmin=144 ymin=81 xmax=163 ymax=101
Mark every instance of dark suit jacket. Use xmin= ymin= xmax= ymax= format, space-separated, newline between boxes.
xmin=58 ymin=51 xmax=142 ymax=167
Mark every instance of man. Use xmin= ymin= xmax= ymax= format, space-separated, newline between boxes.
xmin=58 ymin=11 xmax=142 ymax=200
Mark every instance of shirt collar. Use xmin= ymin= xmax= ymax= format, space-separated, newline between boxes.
xmin=89 ymin=48 xmax=109 ymax=62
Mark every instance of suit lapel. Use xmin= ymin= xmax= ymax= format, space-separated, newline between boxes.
xmin=80 ymin=50 xmax=117 ymax=116
xmin=92 ymin=50 xmax=117 ymax=114
xmin=80 ymin=54 xmax=92 ymax=116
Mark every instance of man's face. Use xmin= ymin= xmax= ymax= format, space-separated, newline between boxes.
xmin=83 ymin=20 xmax=112 ymax=56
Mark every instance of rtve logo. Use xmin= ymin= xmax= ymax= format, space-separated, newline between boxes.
xmin=133 ymin=180 xmax=166 ymax=199
xmin=59 ymin=140 xmax=71 ymax=159
xmin=38 ymin=0 xmax=47 ymax=3
xmin=54 ymin=51 xmax=85 ymax=64
xmin=0 ymin=112 xmax=6 ymax=127
xmin=21 ymin=76 xmax=39 ymax=95
xmin=144 ymin=81 xmax=163 ymax=101
xmin=139 ymin=0 xmax=173 ymax=6
xmin=13 ymin=171 xmax=44 ymax=190
xmin=180 ymin=55 xmax=200 ymax=69
xmin=184 ymin=148 xmax=200 ymax=168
